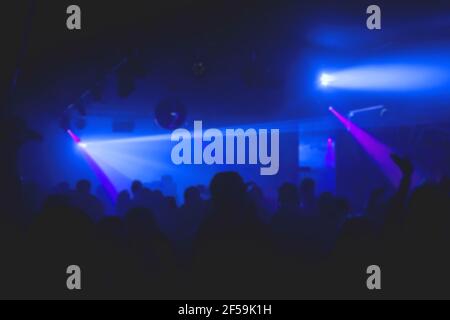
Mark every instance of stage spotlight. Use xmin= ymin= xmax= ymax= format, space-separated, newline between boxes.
xmin=67 ymin=129 xmax=81 ymax=143
xmin=319 ymin=64 xmax=450 ymax=91
xmin=320 ymin=73 xmax=334 ymax=87
xmin=66 ymin=130 xmax=117 ymax=202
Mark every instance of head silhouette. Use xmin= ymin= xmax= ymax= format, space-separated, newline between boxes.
xmin=300 ymin=178 xmax=315 ymax=200
xmin=210 ymin=172 xmax=246 ymax=210
xmin=117 ymin=190 xmax=130 ymax=202
xmin=131 ymin=180 xmax=143 ymax=197
xmin=125 ymin=207 xmax=159 ymax=238
xmin=407 ymin=183 xmax=450 ymax=240
xmin=184 ymin=186 xmax=201 ymax=206
xmin=76 ymin=179 xmax=91 ymax=195
xmin=318 ymin=192 xmax=335 ymax=218
xmin=278 ymin=183 xmax=299 ymax=208
xmin=165 ymin=196 xmax=177 ymax=210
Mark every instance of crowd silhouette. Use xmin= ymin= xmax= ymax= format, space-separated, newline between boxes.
xmin=0 ymin=146 xmax=449 ymax=298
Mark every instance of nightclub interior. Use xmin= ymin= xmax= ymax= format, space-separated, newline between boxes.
xmin=1 ymin=0 xmax=450 ymax=300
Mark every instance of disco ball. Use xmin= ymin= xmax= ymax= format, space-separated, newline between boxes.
xmin=192 ymin=61 xmax=206 ymax=78
xmin=154 ymin=98 xmax=187 ymax=130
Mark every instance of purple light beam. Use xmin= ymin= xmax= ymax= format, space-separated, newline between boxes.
xmin=67 ymin=130 xmax=118 ymax=204
xmin=329 ymin=107 xmax=402 ymax=187
xmin=325 ymin=138 xmax=335 ymax=168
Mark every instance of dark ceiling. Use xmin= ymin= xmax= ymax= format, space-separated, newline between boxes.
xmin=3 ymin=0 xmax=450 ymax=123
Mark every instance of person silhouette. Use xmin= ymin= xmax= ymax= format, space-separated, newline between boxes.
xmin=71 ymin=179 xmax=104 ymax=222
